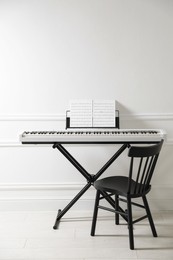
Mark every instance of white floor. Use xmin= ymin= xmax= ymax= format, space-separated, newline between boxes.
xmin=0 ymin=210 xmax=173 ymax=259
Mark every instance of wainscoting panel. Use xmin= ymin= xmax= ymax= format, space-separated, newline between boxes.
xmin=0 ymin=113 xmax=172 ymax=211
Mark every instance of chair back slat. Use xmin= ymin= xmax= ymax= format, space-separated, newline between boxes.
xmin=139 ymin=157 xmax=149 ymax=193
xmin=134 ymin=157 xmax=143 ymax=193
xmin=127 ymin=140 xmax=163 ymax=195
xmin=143 ymin=156 xmax=155 ymax=188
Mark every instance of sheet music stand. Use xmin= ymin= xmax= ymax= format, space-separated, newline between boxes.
xmin=65 ymin=110 xmax=120 ymax=129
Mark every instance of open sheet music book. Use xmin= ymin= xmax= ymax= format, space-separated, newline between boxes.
xmin=70 ymin=100 xmax=116 ymax=128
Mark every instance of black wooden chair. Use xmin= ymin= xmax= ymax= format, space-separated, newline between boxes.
xmin=91 ymin=140 xmax=163 ymax=250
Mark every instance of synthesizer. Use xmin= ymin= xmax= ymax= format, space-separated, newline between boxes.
xmin=20 ymin=129 xmax=166 ymax=144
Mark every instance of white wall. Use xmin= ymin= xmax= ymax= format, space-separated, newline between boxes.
xmin=0 ymin=0 xmax=173 ymax=211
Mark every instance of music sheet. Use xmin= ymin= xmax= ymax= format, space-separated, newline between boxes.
xmin=70 ymin=99 xmax=116 ymax=128
xmin=70 ymin=100 xmax=93 ymax=127
xmin=93 ymin=100 xmax=115 ymax=127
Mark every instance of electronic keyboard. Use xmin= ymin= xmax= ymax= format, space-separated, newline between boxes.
xmin=20 ymin=129 xmax=166 ymax=144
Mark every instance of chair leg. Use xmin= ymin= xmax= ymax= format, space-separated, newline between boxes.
xmin=142 ymin=195 xmax=157 ymax=237
xmin=115 ymin=194 xmax=119 ymax=225
xmin=91 ymin=190 xmax=100 ymax=236
xmin=127 ymin=197 xmax=134 ymax=250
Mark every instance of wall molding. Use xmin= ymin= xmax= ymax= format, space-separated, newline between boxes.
xmin=0 ymin=183 xmax=94 ymax=211
xmin=0 ymin=183 xmax=172 ymax=211
xmin=0 ymin=112 xmax=172 ymax=146
xmin=121 ymin=113 xmax=173 ymax=121
xmin=0 ymin=114 xmax=65 ymax=121
xmin=0 ymin=142 xmax=52 ymax=147
xmin=0 ymin=183 xmax=85 ymax=191
xmin=0 ymin=112 xmax=173 ymax=121
xmin=0 ymin=182 xmax=172 ymax=193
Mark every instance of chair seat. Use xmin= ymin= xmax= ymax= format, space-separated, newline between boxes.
xmin=94 ymin=176 xmax=151 ymax=197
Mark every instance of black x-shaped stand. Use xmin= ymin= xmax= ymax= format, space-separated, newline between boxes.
xmin=52 ymin=142 xmax=128 ymax=229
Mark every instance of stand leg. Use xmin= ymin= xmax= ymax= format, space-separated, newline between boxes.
xmin=53 ymin=182 xmax=91 ymax=229
xmin=53 ymin=209 xmax=62 ymax=229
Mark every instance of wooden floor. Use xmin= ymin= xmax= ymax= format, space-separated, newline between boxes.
xmin=0 ymin=210 xmax=173 ymax=259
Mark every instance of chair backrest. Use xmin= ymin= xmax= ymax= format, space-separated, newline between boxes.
xmin=127 ymin=140 xmax=163 ymax=195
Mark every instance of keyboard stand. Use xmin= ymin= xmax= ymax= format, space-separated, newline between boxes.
xmin=52 ymin=142 xmax=128 ymax=229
